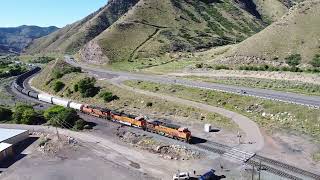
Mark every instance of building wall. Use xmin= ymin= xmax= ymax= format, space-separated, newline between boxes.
xmin=0 ymin=144 xmax=13 ymax=161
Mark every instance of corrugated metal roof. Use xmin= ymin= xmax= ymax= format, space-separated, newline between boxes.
xmin=0 ymin=142 xmax=12 ymax=152
xmin=0 ymin=128 xmax=28 ymax=143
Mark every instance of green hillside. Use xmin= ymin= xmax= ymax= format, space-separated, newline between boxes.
xmin=218 ymin=0 xmax=320 ymax=66
xmin=80 ymin=0 xmax=266 ymax=64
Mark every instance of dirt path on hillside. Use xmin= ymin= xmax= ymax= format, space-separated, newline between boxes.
xmin=110 ymin=78 xmax=264 ymax=153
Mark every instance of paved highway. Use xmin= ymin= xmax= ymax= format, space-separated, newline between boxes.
xmin=65 ymin=57 xmax=320 ymax=108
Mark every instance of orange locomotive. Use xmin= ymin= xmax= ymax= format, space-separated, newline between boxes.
xmin=80 ymin=105 xmax=192 ymax=143
xmin=146 ymin=120 xmax=192 ymax=143
xmin=111 ymin=111 xmax=146 ymax=129
xmin=81 ymin=105 xmax=111 ymax=118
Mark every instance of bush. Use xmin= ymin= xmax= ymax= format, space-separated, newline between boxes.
xmin=76 ymin=77 xmax=99 ymax=97
xmin=0 ymin=106 xmax=12 ymax=121
xmin=195 ymin=63 xmax=204 ymax=68
xmin=74 ymin=84 xmax=79 ymax=92
xmin=146 ymin=102 xmax=153 ymax=107
xmin=310 ymin=54 xmax=320 ymax=67
xmin=53 ymin=81 xmax=65 ymax=92
xmin=13 ymin=104 xmax=41 ymax=125
xmin=285 ymin=54 xmax=301 ymax=67
xmin=99 ymin=91 xmax=119 ymax=102
xmin=74 ymin=119 xmax=87 ymax=130
xmin=44 ymin=106 xmax=78 ymax=128
xmin=214 ymin=65 xmax=230 ymax=70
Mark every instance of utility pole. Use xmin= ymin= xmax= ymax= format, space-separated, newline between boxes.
xmin=237 ymin=131 xmax=242 ymax=144
xmin=258 ymin=161 xmax=261 ymax=180
xmin=252 ymin=165 xmax=255 ymax=180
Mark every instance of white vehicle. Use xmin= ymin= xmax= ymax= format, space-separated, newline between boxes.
xmin=172 ymin=172 xmax=190 ymax=180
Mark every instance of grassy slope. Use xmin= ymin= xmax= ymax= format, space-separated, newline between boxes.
xmin=81 ymin=0 xmax=266 ymax=65
xmin=27 ymin=0 xmax=139 ymax=54
xmin=223 ymin=0 xmax=320 ymax=64
xmin=32 ymin=60 xmax=237 ymax=129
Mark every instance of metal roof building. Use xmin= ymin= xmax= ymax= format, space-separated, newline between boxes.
xmin=0 ymin=128 xmax=29 ymax=144
xmin=0 ymin=128 xmax=29 ymax=161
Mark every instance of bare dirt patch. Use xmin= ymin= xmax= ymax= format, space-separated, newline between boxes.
xmin=117 ymin=130 xmax=201 ymax=161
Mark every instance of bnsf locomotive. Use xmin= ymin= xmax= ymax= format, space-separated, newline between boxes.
xmin=13 ymin=67 xmax=192 ymax=143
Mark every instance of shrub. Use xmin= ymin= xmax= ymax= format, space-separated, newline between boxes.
xmin=285 ymin=54 xmax=301 ymax=67
xmin=53 ymin=81 xmax=65 ymax=92
xmin=76 ymin=77 xmax=99 ymax=97
xmin=74 ymin=84 xmax=79 ymax=92
xmin=310 ymin=54 xmax=320 ymax=67
xmin=13 ymin=104 xmax=41 ymax=125
xmin=74 ymin=119 xmax=87 ymax=130
xmin=44 ymin=106 xmax=78 ymax=128
xmin=0 ymin=106 xmax=12 ymax=121
xmin=99 ymin=91 xmax=119 ymax=102
xmin=146 ymin=102 xmax=153 ymax=107
xmin=195 ymin=63 xmax=204 ymax=68
xmin=214 ymin=65 xmax=230 ymax=70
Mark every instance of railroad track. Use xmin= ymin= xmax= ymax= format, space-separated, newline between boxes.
xmin=193 ymin=141 xmax=320 ymax=180
xmin=254 ymin=155 xmax=320 ymax=180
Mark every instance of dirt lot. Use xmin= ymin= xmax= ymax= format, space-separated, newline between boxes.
xmin=0 ymin=133 xmax=153 ymax=180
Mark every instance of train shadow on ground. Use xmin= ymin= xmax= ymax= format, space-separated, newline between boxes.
xmin=0 ymin=137 xmax=38 ymax=169
xmin=190 ymin=136 xmax=207 ymax=144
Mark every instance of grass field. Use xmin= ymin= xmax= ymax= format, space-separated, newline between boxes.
xmin=185 ymin=76 xmax=320 ymax=96
xmin=124 ymin=80 xmax=320 ymax=141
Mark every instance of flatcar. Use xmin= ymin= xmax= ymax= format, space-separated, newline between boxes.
xmin=146 ymin=121 xmax=191 ymax=142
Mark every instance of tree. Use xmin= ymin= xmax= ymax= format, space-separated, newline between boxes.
xmin=12 ymin=104 xmax=40 ymax=125
xmin=310 ymin=54 xmax=320 ymax=67
xmin=76 ymin=77 xmax=99 ymax=97
xmin=99 ymin=91 xmax=119 ymax=102
xmin=44 ymin=106 xmax=78 ymax=128
xmin=285 ymin=54 xmax=301 ymax=67
xmin=53 ymin=81 xmax=65 ymax=92
xmin=0 ymin=106 xmax=12 ymax=121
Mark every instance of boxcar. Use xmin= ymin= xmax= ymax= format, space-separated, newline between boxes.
xmin=21 ymin=89 xmax=30 ymax=95
xmin=28 ymin=91 xmax=39 ymax=99
xmin=38 ymin=94 xmax=53 ymax=104
xmin=69 ymin=102 xmax=83 ymax=111
xmin=52 ymin=97 xmax=70 ymax=108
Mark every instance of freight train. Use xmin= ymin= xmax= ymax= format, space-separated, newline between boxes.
xmin=13 ymin=67 xmax=192 ymax=143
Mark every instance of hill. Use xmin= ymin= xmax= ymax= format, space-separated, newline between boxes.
xmin=217 ymin=0 xmax=320 ymax=66
xmin=27 ymin=0 xmax=140 ymax=55
xmin=27 ymin=0 xmax=269 ymax=65
xmin=0 ymin=25 xmax=58 ymax=55
xmin=79 ymin=0 xmax=268 ymax=64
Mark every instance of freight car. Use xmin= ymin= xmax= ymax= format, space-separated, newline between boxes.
xmin=146 ymin=121 xmax=191 ymax=142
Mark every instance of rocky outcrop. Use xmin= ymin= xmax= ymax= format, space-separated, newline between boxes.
xmin=79 ymin=40 xmax=109 ymax=64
